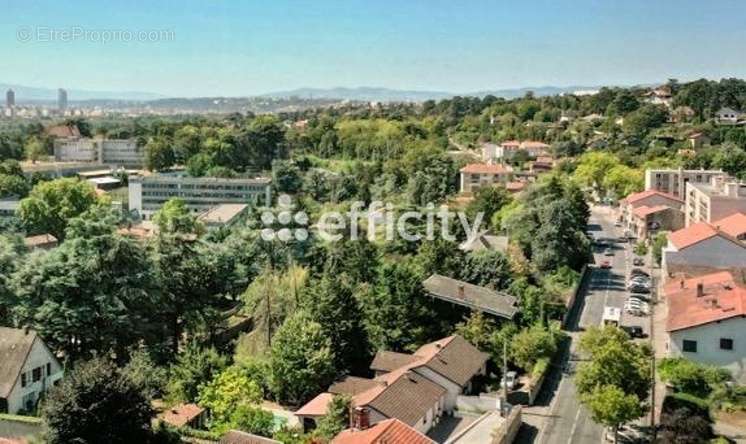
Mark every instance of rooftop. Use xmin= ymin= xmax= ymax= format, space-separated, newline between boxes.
xmin=157 ymin=403 xmax=204 ymax=428
xmin=668 ymin=221 xmax=742 ymax=250
xmin=459 ymin=163 xmax=513 ymax=174
xmin=220 ymin=430 xmax=281 ymax=444
xmin=621 ymin=189 xmax=683 ymax=205
xmin=0 ymin=327 xmax=39 ymax=398
xmin=713 ymin=212 xmax=746 ymax=238
xmin=422 ymin=274 xmax=518 ymax=319
xmin=332 ymin=418 xmax=436 ymax=444
xmin=665 ymin=271 xmax=746 ymax=332
xmin=198 ymin=204 xmax=249 ymax=224
xmin=632 ymin=205 xmax=671 ymax=218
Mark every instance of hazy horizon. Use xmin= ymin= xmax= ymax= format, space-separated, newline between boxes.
xmin=4 ymin=0 xmax=746 ymax=97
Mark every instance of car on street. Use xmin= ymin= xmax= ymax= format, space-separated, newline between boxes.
xmin=621 ymin=325 xmax=645 ymax=338
xmin=629 ymin=284 xmax=651 ymax=294
xmin=600 ymin=260 xmax=611 ymax=269
xmin=604 ymin=248 xmax=614 ymax=256
xmin=625 ymin=299 xmax=649 ymax=315
xmin=631 ymin=268 xmax=650 ymax=277
xmin=628 ymin=277 xmax=651 ymax=287
xmin=633 ymin=257 xmax=645 ymax=266
xmin=500 ymin=371 xmax=517 ymax=391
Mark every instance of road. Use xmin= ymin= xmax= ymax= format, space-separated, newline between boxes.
xmin=518 ymin=205 xmax=646 ymax=444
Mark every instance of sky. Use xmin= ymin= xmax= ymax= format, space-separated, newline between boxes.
xmin=2 ymin=0 xmax=746 ymax=97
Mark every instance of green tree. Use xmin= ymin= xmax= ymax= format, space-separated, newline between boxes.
xmin=459 ymin=250 xmax=513 ymax=290
xmin=198 ymin=365 xmax=263 ymax=429
xmin=581 ymin=385 xmax=645 ymax=443
xmin=43 ymin=358 xmax=156 ymax=444
xmin=24 ymin=137 xmax=46 ymax=164
xmin=272 ymin=160 xmax=303 ymax=194
xmin=510 ymin=325 xmax=559 ymax=372
xmin=152 ymin=198 xmax=205 ymax=235
xmin=268 ymin=311 xmax=337 ymax=405
xmin=651 ymin=231 xmax=668 ymax=265
xmin=466 ymin=186 xmax=512 ymax=221
xmin=313 ymin=394 xmax=351 ymax=441
xmin=145 ymin=136 xmax=176 ymax=171
xmin=17 ymin=178 xmax=99 ymax=240
xmin=167 ymin=342 xmax=228 ymax=403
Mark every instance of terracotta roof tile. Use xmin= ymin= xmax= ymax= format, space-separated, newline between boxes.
xmin=668 ymin=222 xmax=721 ymax=249
xmin=632 ymin=205 xmax=670 ymax=218
xmin=295 ymin=392 xmax=334 ymax=417
xmin=460 ymin=163 xmax=513 ymax=174
xmin=220 ymin=430 xmax=281 ymax=444
xmin=332 ymin=418 xmax=436 ymax=444
xmin=157 ymin=403 xmax=204 ymax=428
xmin=713 ymin=212 xmax=746 ymax=239
xmin=665 ymin=271 xmax=746 ymax=331
xmin=622 ymin=189 xmax=683 ymax=205
xmin=370 ymin=352 xmax=418 ymax=374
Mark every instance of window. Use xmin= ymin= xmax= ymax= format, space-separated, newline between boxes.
xmin=683 ymin=339 xmax=698 ymax=353
xmin=720 ymin=338 xmax=734 ymax=350
xmin=21 ymin=373 xmax=27 ymax=388
xmin=46 ymin=363 xmax=51 ymax=376
xmin=32 ymin=367 xmax=42 ymax=382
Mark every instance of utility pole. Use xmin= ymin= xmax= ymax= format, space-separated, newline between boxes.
xmin=502 ymin=340 xmax=508 ymax=416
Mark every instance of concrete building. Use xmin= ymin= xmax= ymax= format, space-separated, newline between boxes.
xmin=685 ymin=179 xmax=746 ymax=226
xmin=459 ymin=163 xmax=513 ymax=194
xmin=5 ymin=89 xmax=15 ymax=108
xmin=0 ymin=327 xmax=64 ymax=414
xmin=662 ymin=219 xmax=746 ymax=280
xmin=128 ymin=174 xmax=271 ymax=219
xmin=492 ymin=140 xmax=551 ymax=161
xmin=57 ymin=88 xmax=67 ymax=111
xmin=716 ymin=107 xmax=743 ymax=125
xmin=644 ymin=168 xmax=728 ymax=199
xmin=665 ymin=272 xmax=746 ymax=383
xmin=54 ymin=138 xmax=143 ymax=167
xmin=198 ymin=203 xmax=249 ymax=229
xmin=618 ymin=190 xmax=684 ymax=240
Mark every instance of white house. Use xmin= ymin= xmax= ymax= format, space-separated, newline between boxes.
xmin=716 ymin=107 xmax=743 ymax=125
xmin=665 ymin=272 xmax=746 ymax=382
xmin=0 ymin=327 xmax=63 ymax=414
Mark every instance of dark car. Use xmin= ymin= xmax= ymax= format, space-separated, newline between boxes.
xmin=631 ymin=268 xmax=649 ymax=277
xmin=629 ymin=284 xmax=651 ymax=294
xmin=622 ymin=325 xmax=645 ymax=338
xmin=633 ymin=258 xmax=645 ymax=266
xmin=600 ymin=260 xmax=612 ymax=269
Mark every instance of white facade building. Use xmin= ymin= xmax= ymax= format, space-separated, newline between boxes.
xmin=644 ymin=168 xmax=728 ymax=199
xmin=54 ymin=138 xmax=143 ymax=167
xmin=128 ymin=174 xmax=272 ymax=219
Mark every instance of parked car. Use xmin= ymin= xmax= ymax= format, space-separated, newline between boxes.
xmin=629 ymin=284 xmax=651 ymax=294
xmin=631 ymin=268 xmax=649 ymax=277
xmin=621 ymin=325 xmax=645 ymax=338
xmin=628 ymin=277 xmax=651 ymax=287
xmin=500 ymin=371 xmax=517 ymax=391
xmin=614 ymin=221 xmax=622 ymax=227
xmin=600 ymin=260 xmax=612 ymax=269
xmin=604 ymin=248 xmax=614 ymax=256
xmin=633 ymin=258 xmax=645 ymax=266
xmin=625 ymin=300 xmax=649 ymax=315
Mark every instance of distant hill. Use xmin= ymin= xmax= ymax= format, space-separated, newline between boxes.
xmin=261 ymin=85 xmax=605 ymax=102
xmin=0 ymin=83 xmax=165 ymax=103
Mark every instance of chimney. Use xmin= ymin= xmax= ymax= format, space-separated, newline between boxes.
xmin=696 ymin=282 xmax=705 ymax=297
xmin=352 ymin=406 xmax=370 ymax=431
xmin=458 ymin=284 xmax=465 ymax=300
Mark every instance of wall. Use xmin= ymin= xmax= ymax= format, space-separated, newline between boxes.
xmin=668 ymin=317 xmax=746 ymax=383
xmin=6 ymin=338 xmax=63 ymax=414
xmin=456 ymin=394 xmax=499 ymax=413
xmin=665 ymin=237 xmax=746 ymax=272
xmin=414 ymin=366 xmax=462 ymax=411
xmin=491 ymin=406 xmax=522 ymax=444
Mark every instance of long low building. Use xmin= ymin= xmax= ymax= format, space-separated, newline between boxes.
xmin=54 ymin=138 xmax=143 ymax=167
xmin=128 ymin=173 xmax=272 ymax=219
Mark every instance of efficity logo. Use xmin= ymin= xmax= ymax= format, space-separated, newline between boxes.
xmin=258 ymin=195 xmax=485 ymax=244
xmin=260 ymin=194 xmax=309 ymax=242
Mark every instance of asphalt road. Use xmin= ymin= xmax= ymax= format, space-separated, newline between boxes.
xmin=524 ymin=205 xmax=643 ymax=444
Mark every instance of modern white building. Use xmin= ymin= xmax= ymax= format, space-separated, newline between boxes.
xmin=0 ymin=327 xmax=64 ymax=414
xmin=54 ymin=138 xmax=143 ymax=167
xmin=128 ymin=173 xmax=272 ymax=219
xmin=644 ymin=168 xmax=729 ymax=199
xmin=665 ymin=272 xmax=746 ymax=383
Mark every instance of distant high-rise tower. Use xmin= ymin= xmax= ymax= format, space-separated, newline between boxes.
xmin=57 ymin=88 xmax=68 ymax=110
xmin=5 ymin=89 xmax=14 ymax=107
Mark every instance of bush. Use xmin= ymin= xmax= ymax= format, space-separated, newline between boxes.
xmin=659 ymin=358 xmax=731 ymax=398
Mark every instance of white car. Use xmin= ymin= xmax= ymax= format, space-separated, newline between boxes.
xmin=625 ymin=301 xmax=649 ymax=315
xmin=500 ymin=371 xmax=517 ymax=390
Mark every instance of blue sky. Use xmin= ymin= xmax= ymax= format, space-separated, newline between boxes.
xmin=2 ymin=0 xmax=745 ymax=97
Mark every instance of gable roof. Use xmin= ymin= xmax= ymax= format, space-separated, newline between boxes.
xmin=332 ymin=418 xmax=436 ymax=444
xmin=460 ymin=163 xmax=513 ymax=174
xmin=422 ymin=274 xmax=518 ymax=319
xmin=220 ymin=430 xmax=281 ymax=444
xmin=621 ymin=189 xmax=683 ymax=205
xmin=713 ymin=212 xmax=746 ymax=238
xmin=668 ymin=222 xmax=744 ymax=250
xmin=362 ymin=370 xmax=446 ymax=428
xmin=295 ymin=392 xmax=335 ymax=417
xmin=413 ymin=335 xmax=489 ymax=387
xmin=665 ymin=271 xmax=746 ymax=332
xmin=500 ymin=140 xmax=520 ymax=148
xmin=520 ymin=141 xmax=550 ymax=150
xmin=330 ymin=376 xmax=386 ymax=396
xmin=632 ymin=205 xmax=671 ymax=218
xmin=0 ymin=327 xmax=39 ymax=398
xmin=370 ymin=351 xmax=419 ymax=374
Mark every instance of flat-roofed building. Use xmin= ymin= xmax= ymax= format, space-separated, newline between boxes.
xmin=128 ymin=174 xmax=271 ymax=219
xmin=644 ymin=168 xmax=729 ymax=198
xmin=198 ymin=203 xmax=249 ymax=229
xmin=459 ymin=163 xmax=513 ymax=194
xmin=54 ymin=138 xmax=143 ymax=167
xmin=685 ymin=179 xmax=746 ymax=226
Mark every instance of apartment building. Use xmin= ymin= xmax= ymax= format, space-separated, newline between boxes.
xmin=685 ymin=179 xmax=746 ymax=226
xmin=618 ymin=190 xmax=684 ymax=240
xmin=128 ymin=173 xmax=272 ymax=219
xmin=54 ymin=138 xmax=143 ymax=167
xmin=459 ymin=163 xmax=514 ymax=194
xmin=644 ymin=168 xmax=728 ymax=199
